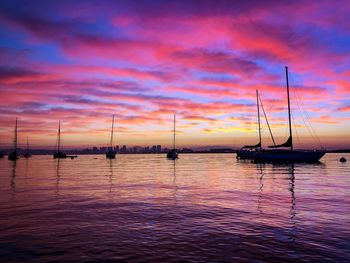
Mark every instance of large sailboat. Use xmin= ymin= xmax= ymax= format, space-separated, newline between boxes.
xmin=106 ymin=115 xmax=116 ymax=159
xmin=167 ymin=114 xmax=178 ymax=160
xmin=23 ymin=137 xmax=32 ymax=158
xmin=254 ymin=67 xmax=326 ymax=163
xmin=53 ymin=121 xmax=67 ymax=159
xmin=8 ymin=118 xmax=19 ymax=161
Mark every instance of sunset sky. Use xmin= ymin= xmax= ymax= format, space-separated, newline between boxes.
xmin=0 ymin=0 xmax=350 ymax=149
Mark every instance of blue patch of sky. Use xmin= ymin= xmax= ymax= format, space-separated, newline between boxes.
xmin=30 ymin=45 xmax=71 ymax=64
xmin=195 ymin=71 xmax=237 ymax=82
xmin=0 ymin=25 xmax=28 ymax=50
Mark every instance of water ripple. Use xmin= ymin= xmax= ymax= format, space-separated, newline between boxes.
xmin=0 ymin=153 xmax=349 ymax=262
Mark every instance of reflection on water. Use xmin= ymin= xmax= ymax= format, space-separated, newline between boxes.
xmin=0 ymin=153 xmax=349 ymax=262
xmin=11 ymin=160 xmax=17 ymax=199
xmin=55 ymin=159 xmax=60 ymax=196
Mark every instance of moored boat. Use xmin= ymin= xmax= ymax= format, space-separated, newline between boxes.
xmin=53 ymin=121 xmax=67 ymax=159
xmin=167 ymin=114 xmax=178 ymax=160
xmin=237 ymin=90 xmax=262 ymax=160
xmin=237 ymin=90 xmax=276 ymax=160
xmin=8 ymin=118 xmax=19 ymax=161
xmin=254 ymin=67 xmax=326 ymax=163
xmin=23 ymin=137 xmax=32 ymax=158
xmin=106 ymin=115 xmax=116 ymax=159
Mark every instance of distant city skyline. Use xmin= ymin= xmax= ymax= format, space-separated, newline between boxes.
xmin=0 ymin=1 xmax=350 ymax=149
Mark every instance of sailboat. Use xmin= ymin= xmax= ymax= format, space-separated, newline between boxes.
xmin=0 ymin=137 xmax=4 ymax=158
xmin=237 ymin=90 xmax=276 ymax=159
xmin=254 ymin=67 xmax=326 ymax=163
xmin=106 ymin=115 xmax=116 ymax=159
xmin=8 ymin=118 xmax=19 ymax=161
xmin=0 ymin=138 xmax=4 ymax=158
xmin=53 ymin=121 xmax=67 ymax=159
xmin=23 ymin=137 xmax=32 ymax=158
xmin=237 ymin=90 xmax=262 ymax=159
xmin=167 ymin=114 xmax=178 ymax=160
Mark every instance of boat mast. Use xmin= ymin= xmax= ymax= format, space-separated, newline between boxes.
xmin=26 ymin=136 xmax=29 ymax=153
xmin=256 ymin=90 xmax=261 ymax=149
xmin=110 ymin=114 xmax=114 ymax=148
xmin=258 ymin=94 xmax=276 ymax=146
xmin=173 ymin=114 xmax=176 ymax=150
xmin=14 ymin=118 xmax=18 ymax=151
xmin=285 ymin=66 xmax=293 ymax=151
xmin=57 ymin=120 xmax=61 ymax=152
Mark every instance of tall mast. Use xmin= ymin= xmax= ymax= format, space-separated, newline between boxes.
xmin=256 ymin=90 xmax=261 ymax=148
xmin=173 ymin=114 xmax=176 ymax=150
xmin=110 ymin=115 xmax=114 ymax=148
xmin=26 ymin=136 xmax=29 ymax=152
xmin=14 ymin=118 xmax=18 ymax=151
xmin=57 ymin=120 xmax=61 ymax=152
xmin=285 ymin=66 xmax=293 ymax=151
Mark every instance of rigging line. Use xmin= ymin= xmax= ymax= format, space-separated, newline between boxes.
xmin=293 ymin=88 xmax=316 ymax=141
xmin=301 ymin=103 xmax=324 ymax=149
xmin=258 ymin=94 xmax=276 ymax=146
xmin=291 ymin=112 xmax=301 ymax=148
xmin=293 ymin=83 xmax=324 ymax=149
xmin=288 ymin=74 xmax=323 ymax=149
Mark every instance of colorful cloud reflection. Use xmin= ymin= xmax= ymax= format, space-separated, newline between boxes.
xmin=0 ymin=0 xmax=349 ymax=149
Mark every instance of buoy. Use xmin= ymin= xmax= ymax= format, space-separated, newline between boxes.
xmin=340 ymin=157 xmax=346 ymax=163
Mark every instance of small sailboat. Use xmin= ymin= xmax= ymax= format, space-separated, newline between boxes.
xmin=106 ymin=115 xmax=116 ymax=159
xmin=0 ymin=139 xmax=4 ymax=158
xmin=8 ymin=118 xmax=19 ymax=161
xmin=23 ymin=137 xmax=32 ymax=158
xmin=53 ymin=121 xmax=67 ymax=159
xmin=254 ymin=67 xmax=326 ymax=163
xmin=167 ymin=114 xmax=178 ymax=160
xmin=0 ymin=137 xmax=4 ymax=158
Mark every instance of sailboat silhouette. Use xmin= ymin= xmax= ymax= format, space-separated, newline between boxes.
xmin=8 ymin=118 xmax=19 ymax=161
xmin=167 ymin=114 xmax=178 ymax=160
xmin=254 ymin=67 xmax=326 ymax=163
xmin=53 ymin=121 xmax=67 ymax=159
xmin=106 ymin=115 xmax=116 ymax=159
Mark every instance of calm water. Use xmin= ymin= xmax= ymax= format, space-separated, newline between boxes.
xmin=0 ymin=153 xmax=349 ymax=262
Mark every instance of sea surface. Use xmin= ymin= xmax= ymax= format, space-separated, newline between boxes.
xmin=0 ymin=153 xmax=349 ymax=262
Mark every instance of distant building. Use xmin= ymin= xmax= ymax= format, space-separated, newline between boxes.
xmin=156 ymin=145 xmax=161 ymax=153
xmin=181 ymin=148 xmax=194 ymax=153
xmin=114 ymin=145 xmax=119 ymax=153
xmin=120 ymin=145 xmax=127 ymax=153
xmin=151 ymin=145 xmax=157 ymax=153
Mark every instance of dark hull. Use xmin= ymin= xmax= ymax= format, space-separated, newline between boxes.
xmin=0 ymin=152 xmax=4 ymax=158
xmin=167 ymin=151 xmax=178 ymax=160
xmin=24 ymin=153 xmax=32 ymax=158
xmin=254 ymin=150 xmax=326 ymax=163
xmin=8 ymin=151 xmax=19 ymax=161
xmin=236 ymin=150 xmax=259 ymax=160
xmin=106 ymin=151 xmax=116 ymax=159
xmin=53 ymin=152 xmax=67 ymax=159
